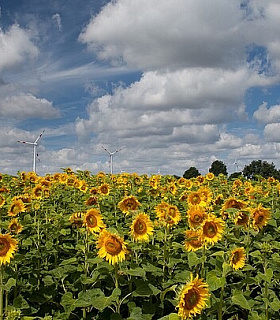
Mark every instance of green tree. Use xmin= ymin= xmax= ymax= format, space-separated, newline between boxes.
xmin=183 ymin=166 xmax=200 ymax=179
xmin=209 ymin=160 xmax=228 ymax=176
xmin=242 ymin=160 xmax=280 ymax=180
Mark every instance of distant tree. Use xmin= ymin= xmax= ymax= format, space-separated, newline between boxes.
xmin=183 ymin=166 xmax=200 ymax=179
xmin=229 ymin=172 xmax=243 ymax=180
xmin=242 ymin=160 xmax=280 ymax=180
xmin=209 ymin=160 xmax=228 ymax=176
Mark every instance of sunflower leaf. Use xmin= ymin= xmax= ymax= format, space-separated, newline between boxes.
xmin=232 ymin=291 xmax=251 ymax=310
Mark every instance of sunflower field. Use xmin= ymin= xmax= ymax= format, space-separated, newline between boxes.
xmin=0 ymin=169 xmax=280 ymax=320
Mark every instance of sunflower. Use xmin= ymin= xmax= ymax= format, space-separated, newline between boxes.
xmin=8 ymin=219 xmax=23 ymax=234
xmin=201 ymin=214 xmax=224 ymax=245
xmin=130 ymin=213 xmax=153 ymax=242
xmin=118 ymin=195 xmax=140 ymax=214
xmin=196 ymin=175 xmax=205 ymax=184
xmin=69 ymin=212 xmax=84 ymax=228
xmin=99 ymin=183 xmax=110 ymax=196
xmin=97 ymin=230 xmax=127 ymax=265
xmin=230 ymin=247 xmax=246 ymax=270
xmin=177 ymin=274 xmax=210 ymax=319
xmin=89 ymin=187 xmax=100 ymax=195
xmin=0 ymin=194 xmax=5 ymax=208
xmin=222 ymin=197 xmax=247 ymax=211
xmin=85 ymin=196 xmax=98 ymax=206
xmin=251 ymin=204 xmax=270 ymax=230
xmin=206 ymin=172 xmax=215 ymax=181
xmin=187 ymin=192 xmax=203 ymax=206
xmin=234 ymin=210 xmax=250 ymax=228
xmin=155 ymin=202 xmax=181 ymax=226
xmin=184 ymin=229 xmax=204 ymax=252
xmin=0 ymin=234 xmax=18 ymax=265
xmin=8 ymin=199 xmax=26 ymax=216
xmin=187 ymin=205 xmax=207 ymax=229
xmin=32 ymin=184 xmax=44 ymax=199
xmin=84 ymin=208 xmax=105 ymax=233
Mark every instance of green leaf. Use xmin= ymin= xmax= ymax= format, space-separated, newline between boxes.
xmin=125 ymin=267 xmax=146 ymax=277
xmin=232 ymin=291 xmax=251 ymax=310
xmin=60 ymin=292 xmax=76 ymax=312
xmin=157 ymin=313 xmax=180 ymax=320
xmin=42 ymin=275 xmax=54 ymax=286
xmin=133 ymin=279 xmax=153 ymax=297
xmin=206 ymin=271 xmax=225 ymax=291
xmin=13 ymin=295 xmax=29 ymax=310
xmin=59 ymin=257 xmax=77 ymax=266
xmin=188 ymin=252 xmax=203 ymax=267
xmin=4 ymin=278 xmax=16 ymax=291
xmin=270 ymin=297 xmax=280 ymax=311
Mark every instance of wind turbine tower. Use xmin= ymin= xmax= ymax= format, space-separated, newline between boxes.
xmin=101 ymin=146 xmax=122 ymax=174
xmin=17 ymin=130 xmax=45 ymax=173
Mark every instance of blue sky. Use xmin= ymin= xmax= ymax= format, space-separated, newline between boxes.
xmin=1 ymin=0 xmax=280 ymax=176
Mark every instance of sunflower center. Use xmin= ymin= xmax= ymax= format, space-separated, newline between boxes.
xmin=11 ymin=204 xmax=21 ymax=215
xmin=203 ymin=221 xmax=217 ymax=238
xmin=87 ymin=214 xmax=97 ymax=227
xmin=134 ymin=220 xmax=147 ymax=235
xmin=192 ymin=195 xmax=200 ymax=204
xmin=168 ymin=207 xmax=176 ymax=217
xmin=0 ymin=239 xmax=10 ymax=256
xmin=100 ymin=186 xmax=108 ymax=194
xmin=257 ymin=214 xmax=264 ymax=223
xmin=184 ymin=288 xmax=200 ymax=310
xmin=125 ymin=199 xmax=136 ymax=209
xmin=232 ymin=251 xmax=240 ymax=264
xmin=194 ymin=214 xmax=202 ymax=222
xmin=105 ymin=237 xmax=122 ymax=256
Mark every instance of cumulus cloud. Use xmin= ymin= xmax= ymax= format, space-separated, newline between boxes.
xmin=0 ymin=94 xmax=60 ymax=120
xmin=253 ymin=102 xmax=280 ymax=124
xmin=0 ymin=24 xmax=38 ymax=73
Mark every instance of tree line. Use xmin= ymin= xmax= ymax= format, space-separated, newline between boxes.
xmin=182 ymin=160 xmax=280 ymax=180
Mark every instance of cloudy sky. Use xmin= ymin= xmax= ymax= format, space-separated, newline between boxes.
xmin=1 ymin=0 xmax=280 ymax=176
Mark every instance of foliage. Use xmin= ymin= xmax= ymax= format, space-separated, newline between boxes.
xmin=0 ymin=169 xmax=279 ymax=320
xmin=183 ymin=167 xmax=200 ymax=179
xmin=209 ymin=160 xmax=228 ymax=176
xmin=243 ymin=160 xmax=280 ymax=180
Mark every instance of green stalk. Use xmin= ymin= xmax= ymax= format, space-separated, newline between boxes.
xmin=162 ymin=224 xmax=168 ymax=280
xmin=0 ymin=267 xmax=4 ymax=320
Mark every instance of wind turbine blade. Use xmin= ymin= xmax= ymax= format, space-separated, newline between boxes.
xmin=17 ymin=140 xmax=34 ymax=145
xmin=101 ymin=146 xmax=110 ymax=154
xmin=34 ymin=129 xmax=45 ymax=143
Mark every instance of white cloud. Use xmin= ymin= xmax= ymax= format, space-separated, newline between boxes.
xmin=253 ymin=102 xmax=280 ymax=124
xmin=52 ymin=13 xmax=62 ymax=31
xmin=0 ymin=93 xmax=60 ymax=120
xmin=0 ymin=24 xmax=38 ymax=73
xmin=264 ymin=123 xmax=280 ymax=142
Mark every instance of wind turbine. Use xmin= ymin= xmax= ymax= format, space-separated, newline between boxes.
xmin=17 ymin=130 xmax=45 ymax=173
xmin=233 ymin=159 xmax=239 ymax=171
xmin=101 ymin=146 xmax=122 ymax=174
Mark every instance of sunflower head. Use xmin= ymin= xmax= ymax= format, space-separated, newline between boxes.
xmin=0 ymin=194 xmax=5 ymax=208
xmin=118 ymin=195 xmax=140 ymax=214
xmin=155 ymin=202 xmax=181 ymax=226
xmin=206 ymin=172 xmax=215 ymax=181
xmin=8 ymin=199 xmax=26 ymax=216
xmin=84 ymin=208 xmax=105 ymax=233
xmin=97 ymin=230 xmax=127 ymax=265
xmin=69 ymin=212 xmax=84 ymax=228
xmin=187 ymin=192 xmax=202 ymax=206
xmin=32 ymin=184 xmax=44 ymax=199
xmin=130 ymin=213 xmax=153 ymax=242
xmin=187 ymin=205 xmax=207 ymax=229
xmin=234 ymin=210 xmax=250 ymax=228
xmin=177 ymin=274 xmax=210 ymax=319
xmin=0 ymin=234 xmax=18 ymax=265
xmin=99 ymin=183 xmax=110 ymax=195
xmin=8 ymin=219 xmax=23 ymax=234
xmin=184 ymin=229 xmax=204 ymax=252
xmin=251 ymin=204 xmax=270 ymax=230
xmin=201 ymin=214 xmax=224 ymax=246
xmin=230 ymin=247 xmax=246 ymax=270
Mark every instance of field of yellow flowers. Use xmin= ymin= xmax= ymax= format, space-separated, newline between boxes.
xmin=0 ymin=169 xmax=279 ymax=320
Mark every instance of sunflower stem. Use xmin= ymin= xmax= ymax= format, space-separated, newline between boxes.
xmin=114 ymin=264 xmax=119 ymax=289
xmin=162 ymin=224 xmax=168 ymax=280
xmin=0 ymin=267 xmax=4 ymax=320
